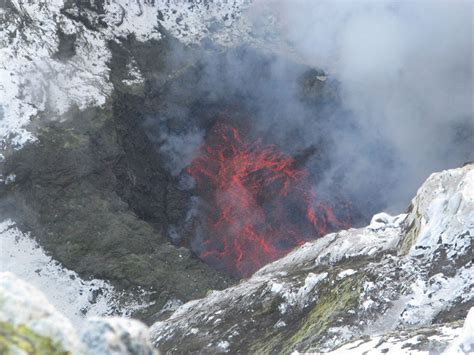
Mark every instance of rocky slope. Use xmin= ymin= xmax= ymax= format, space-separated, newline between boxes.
xmin=1 ymin=0 xmax=248 ymax=322
xmin=150 ymin=164 xmax=473 ymax=353
xmin=0 ymin=0 xmax=334 ymax=324
xmin=0 ymin=165 xmax=472 ymax=354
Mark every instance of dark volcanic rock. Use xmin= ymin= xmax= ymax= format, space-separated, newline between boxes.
xmin=0 ymin=96 xmax=230 ymax=323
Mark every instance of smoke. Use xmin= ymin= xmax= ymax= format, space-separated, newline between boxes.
xmin=157 ymin=128 xmax=204 ymax=176
xmin=152 ymin=0 xmax=473 ymax=218
xmin=257 ymin=0 xmax=473 ymax=211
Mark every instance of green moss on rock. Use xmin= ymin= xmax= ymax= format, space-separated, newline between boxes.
xmin=247 ymin=273 xmax=365 ymax=355
xmin=0 ymin=321 xmax=69 ymax=355
xmin=282 ymin=275 xmax=363 ymax=353
xmin=398 ymin=204 xmax=421 ymax=255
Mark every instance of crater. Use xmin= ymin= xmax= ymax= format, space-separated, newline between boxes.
xmin=0 ymin=35 xmax=379 ymax=322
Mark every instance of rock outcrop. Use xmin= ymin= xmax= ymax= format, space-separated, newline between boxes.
xmin=0 ymin=0 xmax=234 ymax=322
xmin=0 ymin=272 xmax=157 ymax=354
xmin=150 ymin=165 xmax=473 ymax=353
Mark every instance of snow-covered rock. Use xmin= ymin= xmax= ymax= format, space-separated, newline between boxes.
xmin=0 ymin=271 xmax=157 ymax=354
xmin=0 ymin=0 xmax=112 ymax=150
xmin=401 ymin=165 xmax=473 ymax=265
xmin=0 ymin=271 xmax=81 ymax=353
xmin=325 ymin=306 xmax=474 ymax=355
xmin=321 ymin=316 xmax=467 ymax=355
xmin=101 ymin=0 xmax=251 ymax=44
xmin=150 ymin=164 xmax=473 ymax=353
xmin=0 ymin=0 xmax=251 ymax=154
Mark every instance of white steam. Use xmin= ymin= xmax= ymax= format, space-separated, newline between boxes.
xmin=158 ymin=129 xmax=204 ymax=176
xmin=154 ymin=0 xmax=472 ymax=216
xmin=256 ymin=0 xmax=473 ymax=210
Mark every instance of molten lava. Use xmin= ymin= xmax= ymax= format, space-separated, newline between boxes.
xmin=187 ymin=122 xmax=349 ymax=278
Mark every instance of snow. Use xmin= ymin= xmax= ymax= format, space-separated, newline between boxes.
xmin=368 ymin=212 xmax=405 ymax=231
xmin=100 ymin=0 xmax=298 ymax=60
xmin=0 ymin=0 xmax=112 ymax=150
xmin=103 ymin=0 xmax=162 ymax=41
xmin=3 ymin=173 xmax=16 ymax=185
xmin=216 ymin=340 xmax=230 ymax=352
xmin=122 ymin=58 xmax=145 ymax=87
xmin=91 ymin=0 xmax=254 ymax=46
xmin=0 ymin=219 xmax=153 ymax=327
xmin=271 ymin=272 xmax=328 ymax=311
xmin=395 ymin=166 xmax=474 ymax=327
xmin=408 ymin=167 xmax=473 ymax=261
xmin=156 ymin=0 xmax=251 ymax=45
xmin=292 ymin=272 xmax=328 ymax=307
xmin=400 ymin=267 xmax=474 ymax=326
xmin=337 ymin=269 xmax=357 ymax=280
xmin=323 ymin=324 xmax=464 ymax=355
xmin=151 ymin=165 xmax=474 ymax=353
xmin=324 ymin=309 xmax=474 ymax=355
xmin=444 ymin=307 xmax=474 ymax=354
xmin=274 ymin=320 xmax=286 ymax=328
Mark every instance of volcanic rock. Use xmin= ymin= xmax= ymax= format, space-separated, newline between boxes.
xmin=150 ymin=164 xmax=473 ymax=353
xmin=0 ymin=2 xmax=472 ymax=354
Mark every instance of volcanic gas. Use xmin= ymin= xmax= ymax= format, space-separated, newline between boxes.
xmin=187 ymin=122 xmax=351 ymax=278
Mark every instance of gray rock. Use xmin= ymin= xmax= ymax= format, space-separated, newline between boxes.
xmin=0 ymin=272 xmax=159 ymax=355
xmin=0 ymin=272 xmax=80 ymax=354
xmin=81 ymin=318 xmax=157 ymax=355
xmin=150 ymin=165 xmax=473 ymax=354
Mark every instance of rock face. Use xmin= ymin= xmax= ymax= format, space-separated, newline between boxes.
xmin=0 ymin=0 xmax=344 ymax=323
xmin=0 ymin=0 xmax=235 ymax=322
xmin=0 ymin=271 xmax=157 ymax=354
xmin=150 ymin=165 xmax=473 ymax=353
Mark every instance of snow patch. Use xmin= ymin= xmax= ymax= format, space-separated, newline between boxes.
xmin=401 ymin=266 xmax=474 ymax=326
xmin=103 ymin=0 xmax=161 ymax=41
xmin=216 ymin=340 xmax=230 ymax=352
xmin=408 ymin=167 xmax=473 ymax=261
xmin=444 ymin=307 xmax=474 ymax=354
xmin=337 ymin=269 xmax=357 ymax=280
xmin=0 ymin=219 xmax=153 ymax=327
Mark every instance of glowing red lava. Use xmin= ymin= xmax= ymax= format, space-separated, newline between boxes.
xmin=187 ymin=122 xmax=349 ymax=278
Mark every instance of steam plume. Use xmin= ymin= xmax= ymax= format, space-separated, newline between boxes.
xmin=153 ymin=0 xmax=473 ymax=217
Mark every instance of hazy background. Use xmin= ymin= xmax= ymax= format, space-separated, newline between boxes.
xmin=256 ymin=0 xmax=473 ymax=211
